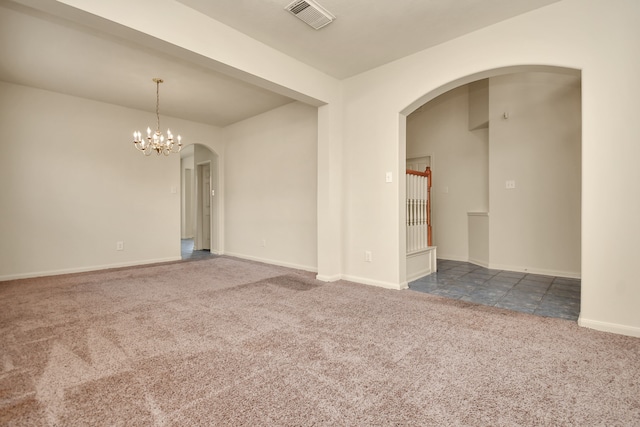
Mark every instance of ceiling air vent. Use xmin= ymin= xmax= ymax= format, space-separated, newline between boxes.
xmin=285 ymin=0 xmax=335 ymax=30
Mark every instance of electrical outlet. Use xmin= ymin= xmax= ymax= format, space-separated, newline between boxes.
xmin=116 ymin=241 xmax=124 ymax=251
xmin=261 ymin=239 xmax=267 ymax=247
xmin=365 ymin=251 xmax=372 ymax=262
xmin=506 ymin=180 xmax=516 ymax=189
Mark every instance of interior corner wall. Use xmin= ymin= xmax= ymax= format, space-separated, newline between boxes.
xmin=406 ymin=85 xmax=489 ymax=261
xmin=0 ymin=81 xmax=223 ymax=280
xmin=223 ymin=101 xmax=318 ymax=271
xmin=488 ymin=72 xmax=581 ymax=277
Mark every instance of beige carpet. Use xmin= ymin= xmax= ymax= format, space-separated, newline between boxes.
xmin=1 ymin=257 xmax=639 ymax=426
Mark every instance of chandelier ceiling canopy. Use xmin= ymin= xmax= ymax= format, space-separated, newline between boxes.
xmin=133 ymin=78 xmax=182 ymax=156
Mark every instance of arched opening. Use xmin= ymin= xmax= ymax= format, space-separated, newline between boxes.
xmin=402 ymin=65 xmax=581 ymax=320
xmin=180 ymin=143 xmax=220 ymax=260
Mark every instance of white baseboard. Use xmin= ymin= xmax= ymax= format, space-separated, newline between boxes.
xmin=488 ymin=263 xmax=581 ymax=279
xmin=341 ymin=274 xmax=407 ymax=290
xmin=468 ymin=258 xmax=490 ymax=268
xmin=406 ymin=270 xmax=434 ymax=282
xmin=316 ymin=274 xmax=342 ymax=282
xmin=578 ymin=316 xmax=640 ymax=338
xmin=223 ymin=252 xmax=317 ymax=274
xmin=437 ymin=254 xmax=468 ymax=262
xmin=437 ymin=257 xmax=580 ymax=279
xmin=0 ymin=257 xmax=182 ymax=282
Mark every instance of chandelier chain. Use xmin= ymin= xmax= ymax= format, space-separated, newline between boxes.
xmin=155 ymin=79 xmax=161 ymax=132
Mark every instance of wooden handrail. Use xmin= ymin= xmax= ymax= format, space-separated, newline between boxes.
xmin=406 ymin=168 xmax=430 ymax=178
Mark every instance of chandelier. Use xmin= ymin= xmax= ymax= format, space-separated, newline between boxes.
xmin=133 ymin=78 xmax=182 ymax=156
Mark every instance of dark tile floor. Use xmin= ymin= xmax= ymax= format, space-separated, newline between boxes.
xmin=409 ymin=259 xmax=581 ymax=321
xmin=181 ymin=238 xmax=216 ymax=261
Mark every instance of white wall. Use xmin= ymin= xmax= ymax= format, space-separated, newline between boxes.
xmin=223 ymin=102 xmax=318 ymax=271
xmin=342 ymin=0 xmax=640 ymax=336
xmin=489 ymin=72 xmax=581 ymax=277
xmin=406 ymin=85 xmax=489 ymax=261
xmin=0 ymin=81 xmax=223 ymax=279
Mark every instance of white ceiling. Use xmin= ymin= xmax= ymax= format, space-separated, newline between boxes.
xmin=0 ymin=0 xmax=560 ymax=127
xmin=177 ymin=0 xmax=560 ymax=79
xmin=0 ymin=2 xmax=295 ymax=127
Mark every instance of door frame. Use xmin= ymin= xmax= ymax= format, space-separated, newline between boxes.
xmin=195 ymin=160 xmax=212 ymax=251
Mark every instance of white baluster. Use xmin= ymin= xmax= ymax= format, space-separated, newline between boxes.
xmin=421 ymin=176 xmax=426 ymax=250
xmin=406 ymin=174 xmax=411 ymax=252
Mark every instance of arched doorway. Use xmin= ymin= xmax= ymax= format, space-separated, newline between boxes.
xmin=180 ymin=143 xmax=220 ymax=259
xmin=403 ymin=66 xmax=582 ymax=320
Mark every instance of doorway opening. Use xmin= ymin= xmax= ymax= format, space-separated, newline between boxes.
xmin=402 ymin=67 xmax=582 ymax=320
xmin=180 ymin=143 xmax=220 ymax=260
xmin=196 ymin=161 xmax=211 ymax=252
